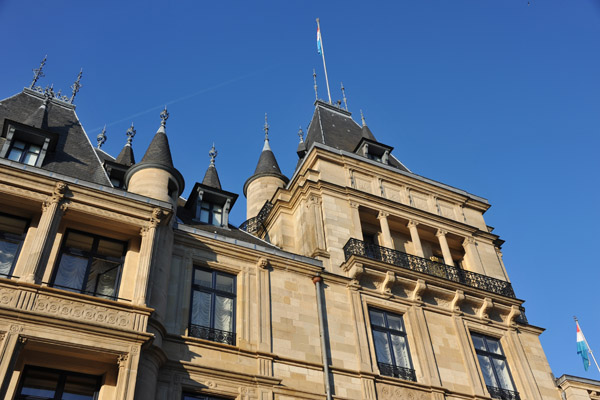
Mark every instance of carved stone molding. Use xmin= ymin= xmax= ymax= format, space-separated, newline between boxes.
xmin=478 ymin=297 xmax=493 ymax=320
xmin=378 ymin=384 xmax=428 ymax=400
xmin=42 ymin=181 xmax=67 ymax=211
xmin=377 ymin=211 xmax=390 ymax=220
xmin=117 ymin=353 xmax=128 ymax=368
xmin=407 ymin=220 xmax=419 ymax=229
xmin=505 ymin=305 xmax=521 ymax=327
xmin=349 ymin=201 xmax=360 ymax=209
xmin=435 ymin=229 xmax=447 ymax=238
xmin=463 ymin=237 xmax=476 ymax=247
xmin=149 ymin=208 xmax=164 ymax=228
xmin=256 ymin=257 xmax=269 ymax=269
xmin=411 ymin=279 xmax=427 ymax=302
xmin=450 ymin=290 xmax=465 ymax=313
xmin=9 ymin=324 xmax=23 ymax=333
xmin=381 ymin=271 xmax=395 ymax=295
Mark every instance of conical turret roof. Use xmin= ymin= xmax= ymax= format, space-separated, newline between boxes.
xmin=202 ymin=165 xmax=222 ymax=190
xmin=243 ymin=129 xmax=288 ymax=197
xmin=115 ymin=144 xmax=135 ymax=166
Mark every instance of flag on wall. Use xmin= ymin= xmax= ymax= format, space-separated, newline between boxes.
xmin=317 ymin=26 xmax=323 ymax=55
xmin=577 ymin=320 xmax=591 ymax=371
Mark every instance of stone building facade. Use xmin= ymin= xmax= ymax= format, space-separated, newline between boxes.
xmin=0 ymin=79 xmax=597 ymax=399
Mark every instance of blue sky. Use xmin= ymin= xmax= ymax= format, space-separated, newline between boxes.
xmin=1 ymin=0 xmax=599 ymax=380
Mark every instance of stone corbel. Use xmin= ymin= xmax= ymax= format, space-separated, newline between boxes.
xmin=505 ymin=305 xmax=521 ymax=327
xmin=42 ymin=181 xmax=67 ymax=212
xmin=411 ymin=279 xmax=426 ymax=302
xmin=380 ymin=271 xmax=395 ymax=295
xmin=450 ymin=289 xmax=465 ymax=313
xmin=257 ymin=257 xmax=269 ymax=270
xmin=478 ymin=297 xmax=493 ymax=320
xmin=348 ymin=263 xmax=365 ymax=288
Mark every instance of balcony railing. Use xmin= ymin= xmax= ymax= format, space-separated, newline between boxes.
xmin=189 ymin=324 xmax=235 ymax=346
xmin=239 ymin=201 xmax=273 ymax=238
xmin=487 ymin=385 xmax=521 ymax=400
xmin=377 ymin=362 xmax=417 ymax=382
xmin=343 ymin=238 xmax=516 ymax=298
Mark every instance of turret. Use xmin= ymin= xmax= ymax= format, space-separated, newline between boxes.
xmin=125 ymin=107 xmax=184 ymax=207
xmin=243 ymin=114 xmax=288 ymax=219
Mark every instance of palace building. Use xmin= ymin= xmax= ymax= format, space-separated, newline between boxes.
xmin=0 ymin=63 xmax=597 ymax=400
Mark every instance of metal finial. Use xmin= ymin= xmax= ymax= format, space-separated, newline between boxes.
xmin=160 ymin=106 xmax=169 ymax=127
xmin=341 ymin=82 xmax=348 ymax=110
xmin=264 ymin=113 xmax=270 ymax=140
xmin=313 ymin=69 xmax=318 ymax=101
xmin=97 ymin=125 xmax=107 ymax=148
xmin=44 ymin=84 xmax=55 ymax=100
xmin=360 ymin=109 xmax=366 ymax=127
xmin=69 ymin=69 xmax=83 ymax=103
xmin=298 ymin=126 xmax=304 ymax=143
xmin=209 ymin=143 xmax=218 ymax=166
xmin=30 ymin=55 xmax=47 ymax=89
xmin=336 ymin=100 xmax=341 ymax=108
xmin=126 ymin=123 xmax=136 ymax=145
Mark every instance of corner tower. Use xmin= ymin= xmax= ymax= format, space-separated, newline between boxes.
xmin=125 ymin=108 xmax=184 ymax=207
xmin=243 ymin=114 xmax=288 ymax=219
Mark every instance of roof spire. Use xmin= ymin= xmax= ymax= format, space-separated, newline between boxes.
xmin=360 ymin=109 xmax=366 ymax=127
xmin=264 ymin=113 xmax=270 ymax=141
xmin=97 ymin=125 xmax=107 ymax=148
xmin=30 ymin=55 xmax=47 ymax=89
xmin=126 ymin=123 xmax=136 ymax=145
xmin=298 ymin=126 xmax=304 ymax=143
xmin=341 ymin=82 xmax=348 ymax=110
xmin=69 ymin=69 xmax=83 ymax=104
xmin=313 ymin=69 xmax=318 ymax=101
xmin=209 ymin=143 xmax=217 ymax=166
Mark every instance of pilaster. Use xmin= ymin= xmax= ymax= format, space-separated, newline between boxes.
xmin=436 ymin=229 xmax=454 ymax=266
xmin=407 ymin=220 xmax=424 ymax=258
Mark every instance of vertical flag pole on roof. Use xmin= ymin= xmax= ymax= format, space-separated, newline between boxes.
xmin=575 ymin=316 xmax=600 ymax=373
xmin=316 ymin=18 xmax=332 ymax=104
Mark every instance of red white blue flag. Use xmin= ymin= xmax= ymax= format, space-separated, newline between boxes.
xmin=577 ymin=320 xmax=591 ymax=371
xmin=317 ymin=26 xmax=323 ymax=55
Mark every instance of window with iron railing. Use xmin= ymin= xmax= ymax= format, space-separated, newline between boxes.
xmin=189 ymin=267 xmax=236 ymax=346
xmin=0 ymin=213 xmax=29 ymax=278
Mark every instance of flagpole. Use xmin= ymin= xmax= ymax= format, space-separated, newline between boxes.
xmin=316 ymin=18 xmax=332 ymax=104
xmin=575 ymin=317 xmax=600 ymax=373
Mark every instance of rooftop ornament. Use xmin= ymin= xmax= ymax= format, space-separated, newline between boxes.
xmin=126 ymin=123 xmax=136 ymax=145
xmin=160 ymin=106 xmax=169 ymax=128
xmin=30 ymin=55 xmax=47 ymax=89
xmin=97 ymin=126 xmax=107 ymax=148
xmin=313 ymin=69 xmax=318 ymax=101
xmin=360 ymin=109 xmax=366 ymax=127
xmin=298 ymin=126 xmax=304 ymax=143
xmin=209 ymin=143 xmax=218 ymax=166
xmin=264 ymin=113 xmax=270 ymax=141
xmin=341 ymin=82 xmax=348 ymax=111
xmin=69 ymin=69 xmax=83 ymax=104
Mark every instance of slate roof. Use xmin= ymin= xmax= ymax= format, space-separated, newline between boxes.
xmin=94 ymin=147 xmax=115 ymax=163
xmin=202 ymin=164 xmax=222 ymax=190
xmin=0 ymin=89 xmax=111 ymax=186
xmin=304 ymin=100 xmax=409 ymax=172
xmin=115 ymin=144 xmax=135 ymax=166
xmin=244 ymin=139 xmax=289 ymax=196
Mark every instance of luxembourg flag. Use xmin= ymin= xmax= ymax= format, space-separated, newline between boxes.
xmin=317 ymin=26 xmax=323 ymax=55
xmin=577 ymin=320 xmax=591 ymax=371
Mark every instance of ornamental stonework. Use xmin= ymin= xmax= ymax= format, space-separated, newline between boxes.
xmin=378 ymin=384 xmax=428 ymax=400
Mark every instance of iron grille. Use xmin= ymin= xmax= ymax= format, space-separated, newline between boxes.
xmin=487 ymin=385 xmax=521 ymax=400
xmin=189 ymin=324 xmax=235 ymax=346
xmin=239 ymin=201 xmax=273 ymax=238
xmin=377 ymin=362 xmax=417 ymax=382
xmin=343 ymin=238 xmax=516 ymax=298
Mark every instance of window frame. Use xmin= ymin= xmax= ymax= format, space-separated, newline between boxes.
xmin=0 ymin=212 xmax=29 ymax=278
xmin=16 ymin=365 xmax=101 ymax=400
xmin=50 ymin=229 xmax=127 ymax=300
xmin=0 ymin=121 xmax=57 ymax=168
xmin=188 ymin=266 xmax=236 ymax=346
xmin=368 ymin=307 xmax=416 ymax=382
xmin=470 ymin=332 xmax=520 ymax=400
xmin=197 ymin=201 xmax=223 ymax=227
xmin=182 ymin=393 xmax=232 ymax=400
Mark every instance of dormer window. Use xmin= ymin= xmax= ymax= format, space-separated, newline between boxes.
xmin=0 ymin=121 xmax=57 ymax=168
xmin=7 ymin=140 xmax=41 ymax=166
xmin=354 ymin=138 xmax=393 ymax=166
xmin=198 ymin=201 xmax=223 ymax=226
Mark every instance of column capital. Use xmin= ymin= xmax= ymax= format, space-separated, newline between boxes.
xmin=435 ymin=229 xmax=447 ymax=237
xmin=407 ymin=220 xmax=419 ymax=229
xmin=349 ymin=201 xmax=360 ymax=209
xmin=377 ymin=211 xmax=389 ymax=220
xmin=463 ymin=237 xmax=475 ymax=247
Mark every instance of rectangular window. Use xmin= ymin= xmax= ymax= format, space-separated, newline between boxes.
xmin=197 ymin=201 xmax=223 ymax=227
xmin=8 ymin=140 xmax=41 ymax=166
xmin=189 ymin=267 xmax=236 ymax=345
xmin=51 ymin=230 xmax=126 ymax=300
xmin=369 ymin=308 xmax=416 ymax=382
xmin=183 ymin=394 xmax=230 ymax=400
xmin=0 ymin=213 xmax=29 ymax=277
xmin=16 ymin=365 xmax=100 ymax=400
xmin=471 ymin=333 xmax=520 ymax=400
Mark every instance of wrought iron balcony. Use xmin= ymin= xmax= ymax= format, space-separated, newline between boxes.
xmin=377 ymin=362 xmax=417 ymax=382
xmin=239 ymin=201 xmax=273 ymax=239
xmin=189 ymin=324 xmax=235 ymax=346
xmin=487 ymin=385 xmax=521 ymax=400
xmin=343 ymin=238 xmax=516 ymax=298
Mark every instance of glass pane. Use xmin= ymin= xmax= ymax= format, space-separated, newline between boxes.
xmin=29 ymin=144 xmax=41 ymax=154
xmin=54 ymin=254 xmax=88 ymax=292
xmin=215 ymin=273 xmax=234 ymax=293
xmin=12 ymin=141 xmax=26 ymax=149
xmin=386 ymin=314 xmax=404 ymax=332
xmin=212 ymin=210 xmax=222 ymax=226
xmin=0 ymin=214 xmax=28 ymax=235
xmin=86 ymin=258 xmax=120 ymax=298
xmin=372 ymin=330 xmax=392 ymax=365
xmin=19 ymin=368 xmax=59 ymax=398
xmin=214 ymin=295 xmax=234 ymax=332
xmin=23 ymin=152 xmax=38 ymax=166
xmin=62 ymin=374 xmax=98 ymax=400
xmin=0 ymin=239 xmax=19 ymax=275
xmin=369 ymin=310 xmax=385 ymax=327
xmin=65 ymin=232 xmax=94 ymax=253
xmin=191 ymin=290 xmax=211 ymax=327
xmin=477 ymin=354 xmax=498 ymax=387
xmin=97 ymin=239 xmax=125 ymax=258
xmin=7 ymin=148 xmax=23 ymax=162
xmin=390 ymin=334 xmax=410 ymax=367
xmin=492 ymin=358 xmax=514 ymax=390
xmin=472 ymin=335 xmax=486 ymax=351
xmin=486 ymin=338 xmax=503 ymax=355
xmin=194 ymin=269 xmax=213 ymax=288
xmin=200 ymin=209 xmax=210 ymax=223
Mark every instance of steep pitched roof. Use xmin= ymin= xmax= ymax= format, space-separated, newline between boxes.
xmin=0 ymin=89 xmax=111 ymax=186
xmin=243 ymin=138 xmax=288 ymax=196
xmin=202 ymin=164 xmax=221 ymax=190
xmin=303 ymin=100 xmax=409 ymax=172
xmin=115 ymin=144 xmax=135 ymax=166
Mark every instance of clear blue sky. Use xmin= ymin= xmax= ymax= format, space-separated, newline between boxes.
xmin=1 ymin=0 xmax=599 ymax=380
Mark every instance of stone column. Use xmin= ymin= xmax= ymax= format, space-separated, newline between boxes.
xmin=462 ymin=237 xmax=485 ymax=275
xmin=133 ymin=208 xmax=163 ymax=306
xmin=133 ymin=349 xmax=161 ymax=400
xmin=0 ymin=327 xmax=27 ymax=399
xmin=436 ymin=229 xmax=454 ymax=266
xmin=19 ymin=181 xmax=67 ymax=283
xmin=377 ymin=211 xmax=393 ymax=248
xmin=407 ymin=220 xmax=424 ymax=257
xmin=349 ymin=202 xmax=363 ymax=241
